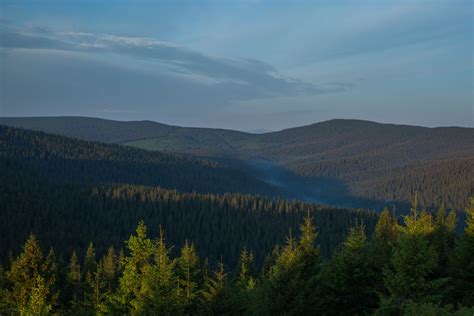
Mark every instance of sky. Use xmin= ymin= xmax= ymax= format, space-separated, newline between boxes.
xmin=0 ymin=0 xmax=473 ymax=130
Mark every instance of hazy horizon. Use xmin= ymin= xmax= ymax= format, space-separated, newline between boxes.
xmin=1 ymin=115 xmax=473 ymax=133
xmin=1 ymin=0 xmax=473 ymax=130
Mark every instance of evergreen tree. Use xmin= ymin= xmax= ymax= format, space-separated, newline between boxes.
xmin=369 ymin=208 xmax=399 ymax=295
xmin=0 ymin=265 xmax=10 ymax=313
xmin=114 ymin=221 xmax=155 ymax=314
xmin=66 ymin=250 xmax=82 ymax=308
xmin=177 ymin=240 xmax=200 ymax=312
xmin=100 ymin=246 xmax=117 ymax=292
xmin=257 ymin=213 xmax=320 ymax=315
xmin=379 ymin=196 xmax=449 ymax=313
xmin=236 ymin=248 xmax=256 ymax=291
xmin=450 ymin=197 xmax=474 ymax=306
xmin=42 ymin=249 xmax=59 ymax=310
xmin=83 ymin=242 xmax=97 ymax=311
xmin=315 ymin=225 xmax=378 ymax=314
xmin=89 ymin=261 xmax=108 ymax=314
xmin=20 ymin=275 xmax=52 ymax=315
xmin=6 ymin=234 xmax=54 ymax=314
xmin=202 ymin=258 xmax=232 ymax=314
xmin=146 ymin=226 xmax=180 ymax=314
xmin=83 ymin=242 xmax=96 ymax=280
xmin=2 ymin=197 xmax=474 ymax=315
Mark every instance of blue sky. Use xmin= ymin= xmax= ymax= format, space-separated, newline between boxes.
xmin=1 ymin=0 xmax=472 ymax=130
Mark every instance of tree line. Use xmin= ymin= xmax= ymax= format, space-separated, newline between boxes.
xmin=1 ymin=198 xmax=473 ymax=315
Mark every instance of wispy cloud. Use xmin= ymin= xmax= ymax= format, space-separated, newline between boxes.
xmin=1 ymin=25 xmax=352 ymax=99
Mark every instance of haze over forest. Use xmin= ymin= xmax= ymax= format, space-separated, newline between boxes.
xmin=0 ymin=1 xmax=473 ymax=315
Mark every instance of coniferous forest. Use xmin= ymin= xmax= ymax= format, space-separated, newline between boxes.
xmin=1 ymin=1 xmax=473 ymax=313
xmin=1 ymin=125 xmax=473 ymax=315
xmin=1 ymin=202 xmax=473 ymax=315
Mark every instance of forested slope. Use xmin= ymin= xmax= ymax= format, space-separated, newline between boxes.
xmin=0 ymin=125 xmax=377 ymax=267
xmin=2 ymin=117 xmax=473 ymax=209
xmin=1 ymin=201 xmax=473 ymax=315
xmin=0 ymin=125 xmax=279 ymax=196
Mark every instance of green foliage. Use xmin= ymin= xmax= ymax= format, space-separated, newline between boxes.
xmin=4 ymin=234 xmax=55 ymax=315
xmin=402 ymin=301 xmax=474 ymax=316
xmin=315 ymin=225 xmax=379 ymax=314
xmin=255 ymin=213 xmax=321 ymax=315
xmin=380 ymin=197 xmax=450 ymax=313
xmin=1 ymin=200 xmax=473 ymax=315
xmin=177 ymin=240 xmax=200 ymax=312
xmin=4 ymin=117 xmax=471 ymax=209
xmin=450 ymin=198 xmax=474 ymax=306
xmin=20 ymin=275 xmax=52 ymax=316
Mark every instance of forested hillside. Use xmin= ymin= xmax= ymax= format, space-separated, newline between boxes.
xmin=0 ymin=125 xmax=279 ymax=196
xmin=0 ymin=125 xmax=377 ymax=266
xmin=1 ymin=202 xmax=473 ymax=314
xmin=2 ymin=117 xmax=472 ymax=209
xmin=1 ymin=123 xmax=473 ymax=315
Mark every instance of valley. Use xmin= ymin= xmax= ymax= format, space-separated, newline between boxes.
xmin=2 ymin=116 xmax=473 ymax=210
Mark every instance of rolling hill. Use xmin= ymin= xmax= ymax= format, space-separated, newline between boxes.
xmin=0 ymin=125 xmax=377 ymax=267
xmin=0 ymin=125 xmax=281 ymax=196
xmin=1 ymin=116 xmax=473 ymax=209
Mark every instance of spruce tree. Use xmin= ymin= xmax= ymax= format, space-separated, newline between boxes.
xmin=177 ymin=240 xmax=200 ymax=311
xmin=6 ymin=234 xmax=54 ymax=314
xmin=369 ymin=208 xmax=398 ymax=295
xmin=450 ymin=197 xmax=474 ymax=306
xmin=315 ymin=225 xmax=378 ymax=314
xmin=83 ymin=242 xmax=97 ymax=311
xmin=114 ymin=221 xmax=155 ymax=314
xmin=100 ymin=246 xmax=117 ymax=292
xmin=203 ymin=258 xmax=231 ymax=314
xmin=147 ymin=226 xmax=179 ymax=314
xmin=20 ymin=275 xmax=52 ymax=315
xmin=42 ymin=249 xmax=59 ymax=310
xmin=380 ymin=197 xmax=449 ymax=313
xmin=0 ymin=265 xmax=10 ymax=313
xmin=236 ymin=248 xmax=256 ymax=291
xmin=67 ymin=250 xmax=82 ymax=308
xmin=258 ymin=213 xmax=320 ymax=315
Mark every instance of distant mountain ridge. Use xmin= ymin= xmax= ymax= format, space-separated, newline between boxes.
xmin=1 ymin=116 xmax=473 ymax=209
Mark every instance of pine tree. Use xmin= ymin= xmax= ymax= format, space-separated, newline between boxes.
xmin=236 ymin=248 xmax=255 ymax=291
xmin=298 ymin=211 xmax=319 ymax=257
xmin=203 ymin=258 xmax=231 ymax=314
xmin=147 ymin=226 xmax=179 ymax=313
xmin=271 ymin=229 xmax=299 ymax=276
xmin=450 ymin=197 xmax=474 ymax=306
xmin=6 ymin=234 xmax=54 ymax=314
xmin=84 ymin=242 xmax=96 ymax=280
xmin=83 ymin=242 xmax=97 ymax=311
xmin=374 ymin=207 xmax=398 ymax=244
xmin=432 ymin=206 xmax=457 ymax=293
xmin=90 ymin=261 xmax=108 ymax=313
xmin=315 ymin=225 xmax=378 ymax=314
xmin=67 ymin=250 xmax=82 ymax=308
xmin=379 ymin=196 xmax=449 ymax=313
xmin=115 ymin=221 xmax=155 ymax=314
xmin=0 ymin=265 xmax=9 ymax=313
xmin=114 ymin=222 xmax=181 ymax=314
xmin=20 ymin=275 xmax=52 ymax=315
xmin=42 ymin=248 xmax=59 ymax=310
xmin=101 ymin=246 xmax=117 ymax=292
xmin=369 ymin=208 xmax=398 ymax=295
xmin=177 ymin=240 xmax=200 ymax=311
xmin=258 ymin=213 xmax=320 ymax=315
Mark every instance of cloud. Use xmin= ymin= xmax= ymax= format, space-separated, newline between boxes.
xmin=0 ymin=24 xmax=357 ymax=127
xmin=1 ymin=25 xmax=352 ymax=100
